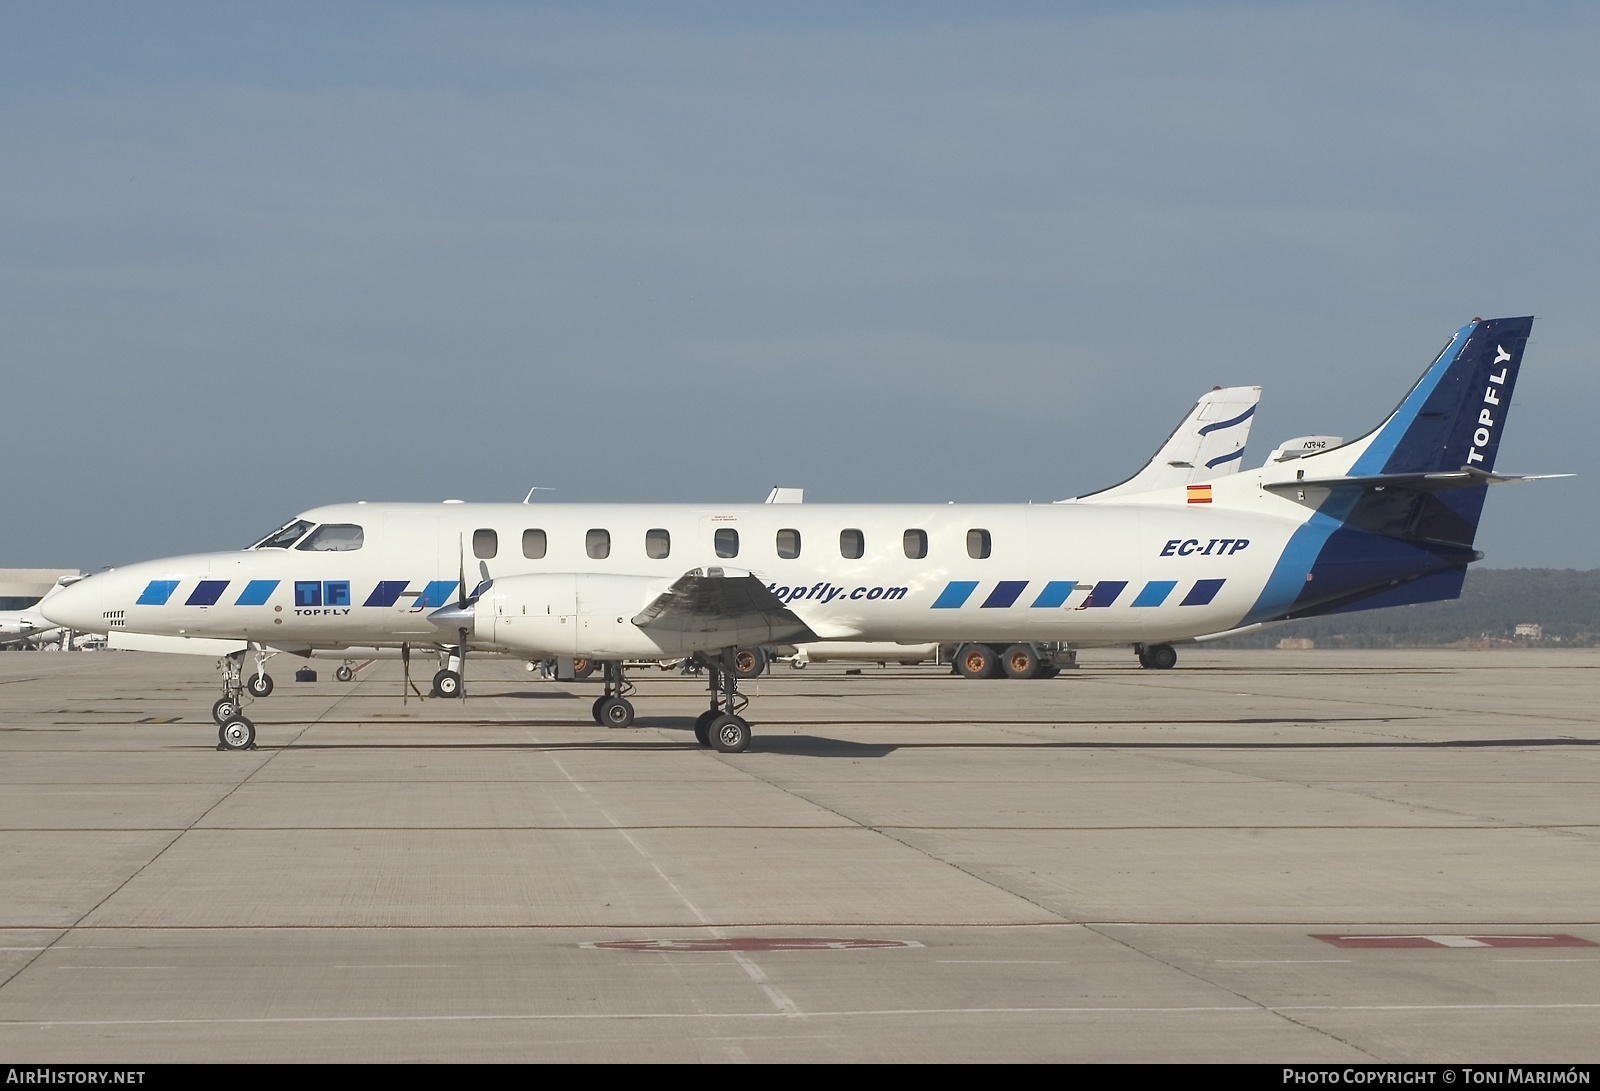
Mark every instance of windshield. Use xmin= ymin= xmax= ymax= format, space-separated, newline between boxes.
xmin=250 ymin=519 xmax=314 ymax=550
xmin=295 ymin=523 xmax=365 ymax=551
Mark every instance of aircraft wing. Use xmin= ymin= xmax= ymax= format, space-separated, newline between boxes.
xmin=632 ymin=567 xmax=820 ymax=645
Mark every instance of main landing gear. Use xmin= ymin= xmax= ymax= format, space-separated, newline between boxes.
xmin=691 ymin=648 xmax=753 ymax=753
xmin=590 ymin=660 xmax=636 ymax=728
xmin=1135 ymin=643 xmax=1178 ymax=670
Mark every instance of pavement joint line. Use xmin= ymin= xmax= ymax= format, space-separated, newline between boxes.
xmin=545 ymin=754 xmax=803 ymax=1018
xmin=0 ymin=679 xmax=356 ymax=997
xmin=12 ymin=1000 xmax=1600 ymax=1031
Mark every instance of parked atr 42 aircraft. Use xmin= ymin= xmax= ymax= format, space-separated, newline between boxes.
xmin=44 ymin=317 xmax=1558 ymax=753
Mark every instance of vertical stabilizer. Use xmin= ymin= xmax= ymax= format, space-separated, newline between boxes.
xmin=1348 ymin=316 xmax=1532 ymax=476
xmin=1072 ymin=385 xmax=1261 ymax=502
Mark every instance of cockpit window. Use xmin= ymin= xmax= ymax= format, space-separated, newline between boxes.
xmin=294 ymin=523 xmax=365 ymax=552
xmin=250 ymin=519 xmax=314 ymax=550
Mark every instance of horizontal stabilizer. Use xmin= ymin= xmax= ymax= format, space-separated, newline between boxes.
xmin=1264 ymin=467 xmax=1572 ymax=496
xmin=633 ymin=567 xmax=819 ymax=644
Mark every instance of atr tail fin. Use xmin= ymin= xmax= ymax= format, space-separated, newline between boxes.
xmin=1073 ymin=385 xmax=1261 ymax=502
xmin=1348 ymin=316 xmax=1532 ymax=476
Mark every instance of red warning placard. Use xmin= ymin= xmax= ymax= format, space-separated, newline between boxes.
xmin=1312 ymin=933 xmax=1596 ymax=949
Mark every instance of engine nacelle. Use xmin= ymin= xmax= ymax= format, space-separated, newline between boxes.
xmin=476 ymin=573 xmax=685 ymax=659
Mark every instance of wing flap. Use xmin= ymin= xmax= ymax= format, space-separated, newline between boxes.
xmin=632 ymin=567 xmax=820 ymax=645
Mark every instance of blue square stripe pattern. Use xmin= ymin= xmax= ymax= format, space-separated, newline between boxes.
xmin=414 ymin=580 xmax=460 ymax=609
xmin=1181 ymin=578 xmax=1226 ymax=606
xmin=1030 ymin=580 xmax=1075 ymax=608
xmin=931 ymin=581 xmax=979 ymax=609
xmin=234 ymin=580 xmax=279 ymax=606
xmin=1082 ymin=581 xmax=1127 ymax=608
xmin=186 ymin=580 xmax=229 ymax=606
xmin=363 ymin=581 xmax=410 ymax=608
xmin=980 ymin=581 xmax=1029 ymax=608
xmin=136 ymin=580 xmax=180 ymax=606
xmin=1131 ymin=581 xmax=1177 ymax=607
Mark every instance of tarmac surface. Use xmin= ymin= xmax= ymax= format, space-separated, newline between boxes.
xmin=0 ymin=646 xmax=1597 ymax=1063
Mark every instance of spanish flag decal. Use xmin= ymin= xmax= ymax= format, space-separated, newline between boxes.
xmin=1187 ymin=484 xmax=1212 ymax=504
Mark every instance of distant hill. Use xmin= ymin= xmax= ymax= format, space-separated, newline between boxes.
xmin=1211 ymin=568 xmax=1600 ymax=648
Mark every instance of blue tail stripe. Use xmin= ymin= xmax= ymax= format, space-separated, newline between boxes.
xmin=1198 ymin=404 xmax=1256 ymax=435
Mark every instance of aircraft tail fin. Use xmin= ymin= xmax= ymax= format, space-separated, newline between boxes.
xmin=1243 ymin=317 xmax=1546 ymax=626
xmin=1346 ymin=316 xmax=1533 ymax=476
xmin=1073 ymin=385 xmax=1261 ymax=503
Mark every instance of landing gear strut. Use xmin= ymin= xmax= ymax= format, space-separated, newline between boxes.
xmin=590 ymin=661 xmax=636 ymax=728
xmin=212 ymin=650 xmax=257 ymax=750
xmin=213 ymin=650 xmax=246 ymax=726
xmin=432 ymin=647 xmax=463 ymax=697
xmin=692 ymin=648 xmax=752 ymax=753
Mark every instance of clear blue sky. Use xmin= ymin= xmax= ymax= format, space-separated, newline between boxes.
xmin=5 ymin=2 xmax=1595 ymax=570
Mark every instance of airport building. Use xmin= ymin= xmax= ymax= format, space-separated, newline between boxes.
xmin=0 ymin=567 xmax=80 ymax=611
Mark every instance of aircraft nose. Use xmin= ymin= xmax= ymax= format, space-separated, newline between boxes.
xmin=39 ymin=577 xmax=102 ymax=632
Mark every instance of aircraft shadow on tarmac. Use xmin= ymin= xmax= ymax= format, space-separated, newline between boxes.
xmin=206 ymin=721 xmax=1600 ymax=759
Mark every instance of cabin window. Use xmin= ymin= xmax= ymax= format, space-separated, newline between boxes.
xmin=250 ymin=519 xmax=313 ymax=550
xmin=586 ymin=529 xmax=611 ymax=560
xmin=903 ymin=529 xmax=928 ymax=559
xmin=715 ymin=527 xmax=739 ymax=559
xmin=646 ymin=528 xmax=671 ymax=559
xmin=967 ymin=528 xmax=992 ymax=559
xmin=522 ymin=529 xmax=547 ymax=559
xmin=840 ymin=528 xmax=864 ymax=559
xmin=776 ymin=528 xmax=801 ymax=559
xmin=472 ymin=529 xmax=498 ymax=559
xmin=295 ymin=523 xmax=364 ymax=552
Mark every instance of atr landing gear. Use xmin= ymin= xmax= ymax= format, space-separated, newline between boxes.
xmin=590 ymin=661 xmax=636 ymax=728
xmin=692 ymin=648 xmax=752 ymax=753
xmin=247 ymin=673 xmax=274 ymax=698
xmin=1136 ymin=643 xmax=1178 ymax=670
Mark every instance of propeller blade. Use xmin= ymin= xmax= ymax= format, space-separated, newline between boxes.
xmin=457 ymin=627 xmax=468 ymax=700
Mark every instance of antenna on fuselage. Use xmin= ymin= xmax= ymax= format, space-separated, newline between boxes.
xmin=522 ymin=486 xmax=555 ymax=503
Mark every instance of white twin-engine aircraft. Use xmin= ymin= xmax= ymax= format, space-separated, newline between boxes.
xmin=44 ymin=317 xmax=1554 ymax=753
